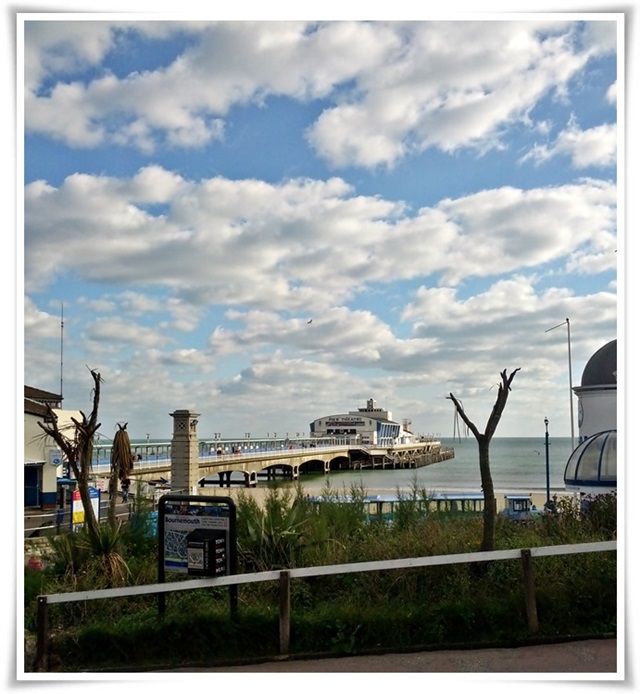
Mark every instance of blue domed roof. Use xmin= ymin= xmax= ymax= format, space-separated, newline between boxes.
xmin=564 ymin=430 xmax=617 ymax=490
xmin=581 ymin=339 xmax=616 ymax=387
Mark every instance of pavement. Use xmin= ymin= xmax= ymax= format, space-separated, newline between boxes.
xmin=168 ymin=638 xmax=620 ymax=675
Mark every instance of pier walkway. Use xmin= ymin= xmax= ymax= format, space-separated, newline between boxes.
xmin=90 ymin=441 xmax=454 ymax=489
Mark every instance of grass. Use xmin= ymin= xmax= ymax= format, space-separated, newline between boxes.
xmin=25 ymin=484 xmax=617 ymax=671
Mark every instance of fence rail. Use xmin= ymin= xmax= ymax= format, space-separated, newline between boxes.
xmin=33 ymin=540 xmax=616 ymax=671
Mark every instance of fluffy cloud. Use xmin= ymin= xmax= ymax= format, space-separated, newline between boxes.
xmin=21 ymin=17 xmax=619 ymax=440
xmin=24 ymin=20 xmax=616 ymax=168
xmin=24 ymin=168 xmax=616 ymax=306
xmin=521 ymin=120 xmax=617 ymax=169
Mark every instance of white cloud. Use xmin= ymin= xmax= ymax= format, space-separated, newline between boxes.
xmin=24 ymin=170 xmax=616 ymax=311
xmin=307 ymin=21 xmax=593 ymax=167
xmin=522 ymin=119 xmax=616 ymax=169
xmin=24 ymin=20 xmax=116 ymax=91
xmin=24 ymin=296 xmax=60 ymax=339
xmin=19 ymin=15 xmax=620 ymax=441
xmin=23 ymin=20 xmax=606 ymax=166
xmin=85 ymin=317 xmax=170 ymax=347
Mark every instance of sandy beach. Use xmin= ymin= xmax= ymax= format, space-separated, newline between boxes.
xmin=198 ymin=481 xmax=575 ymax=513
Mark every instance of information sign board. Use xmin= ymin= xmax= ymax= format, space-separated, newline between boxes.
xmin=157 ymin=494 xmax=237 ymax=616
xmin=163 ymin=508 xmax=230 ymax=573
xmin=71 ymin=487 xmax=101 ymax=530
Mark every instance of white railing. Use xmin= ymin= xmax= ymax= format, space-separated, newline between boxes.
xmin=89 ymin=444 xmax=356 ymax=475
xmin=33 ymin=540 xmax=616 ymax=671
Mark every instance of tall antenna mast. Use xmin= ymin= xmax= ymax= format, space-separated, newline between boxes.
xmin=545 ymin=317 xmax=575 ymax=450
xmin=60 ymin=302 xmax=64 ymax=401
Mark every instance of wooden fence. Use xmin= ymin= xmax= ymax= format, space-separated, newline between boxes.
xmin=34 ymin=540 xmax=616 ymax=671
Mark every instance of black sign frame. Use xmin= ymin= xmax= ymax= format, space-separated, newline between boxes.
xmin=157 ymin=494 xmax=237 ymax=616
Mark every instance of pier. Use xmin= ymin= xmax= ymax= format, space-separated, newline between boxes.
xmin=91 ymin=437 xmax=454 ymax=490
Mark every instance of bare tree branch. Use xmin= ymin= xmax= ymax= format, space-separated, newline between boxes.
xmin=37 ymin=368 xmax=103 ymax=540
xmin=447 ymin=393 xmax=482 ymax=440
xmin=446 ymin=368 xmax=521 ymax=551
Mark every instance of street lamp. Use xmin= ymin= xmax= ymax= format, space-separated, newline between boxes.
xmin=545 ymin=317 xmax=575 ymax=450
xmin=544 ymin=417 xmax=550 ymax=504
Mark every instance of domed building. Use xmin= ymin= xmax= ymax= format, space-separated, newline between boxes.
xmin=574 ymin=339 xmax=617 ymax=443
xmin=563 ymin=430 xmax=617 ymax=494
xmin=564 ymin=339 xmax=617 ymax=494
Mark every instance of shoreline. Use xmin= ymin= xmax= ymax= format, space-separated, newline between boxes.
xmin=204 ymin=481 xmax=575 ymax=512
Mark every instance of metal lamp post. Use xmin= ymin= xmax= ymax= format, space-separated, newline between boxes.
xmin=544 ymin=417 xmax=550 ymax=504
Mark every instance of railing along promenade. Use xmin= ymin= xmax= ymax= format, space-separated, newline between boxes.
xmin=33 ymin=540 xmax=616 ymax=671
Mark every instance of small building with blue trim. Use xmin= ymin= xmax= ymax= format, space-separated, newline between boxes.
xmin=24 ymin=386 xmax=81 ymax=509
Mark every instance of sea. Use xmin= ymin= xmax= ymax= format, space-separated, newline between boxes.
xmin=124 ymin=436 xmax=575 ymax=497
xmin=293 ymin=437 xmax=575 ymax=497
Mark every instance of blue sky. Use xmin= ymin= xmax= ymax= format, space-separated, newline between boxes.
xmin=17 ymin=9 xmax=623 ymax=443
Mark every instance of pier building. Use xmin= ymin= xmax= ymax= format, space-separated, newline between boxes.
xmin=309 ymin=398 xmax=417 ymax=447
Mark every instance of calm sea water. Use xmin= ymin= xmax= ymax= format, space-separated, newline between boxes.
xmin=125 ymin=436 xmax=574 ymax=496
xmin=295 ymin=437 xmax=574 ymax=496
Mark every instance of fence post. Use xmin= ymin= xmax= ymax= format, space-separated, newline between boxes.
xmin=35 ymin=596 xmax=49 ymax=671
xmin=520 ymin=549 xmax=539 ymax=634
xmin=279 ymin=570 xmax=291 ymax=655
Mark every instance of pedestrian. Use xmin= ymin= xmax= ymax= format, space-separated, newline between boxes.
xmin=122 ymin=478 xmax=130 ymax=502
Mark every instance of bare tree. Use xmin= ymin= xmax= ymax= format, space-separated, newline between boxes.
xmin=447 ymin=368 xmax=520 ymax=551
xmin=37 ymin=368 xmax=103 ymax=542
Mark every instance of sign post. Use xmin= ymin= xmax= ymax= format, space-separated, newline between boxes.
xmin=157 ymin=494 xmax=237 ymax=616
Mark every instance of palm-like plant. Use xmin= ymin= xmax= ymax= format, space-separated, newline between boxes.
xmin=109 ymin=423 xmax=134 ymax=528
xmin=238 ymin=486 xmax=309 ymax=571
xmin=75 ymin=524 xmax=131 ymax=587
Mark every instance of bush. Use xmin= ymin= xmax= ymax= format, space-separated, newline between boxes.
xmin=29 ymin=485 xmax=617 ymax=671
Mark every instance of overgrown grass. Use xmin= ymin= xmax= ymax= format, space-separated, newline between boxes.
xmin=26 ymin=484 xmax=617 ymax=671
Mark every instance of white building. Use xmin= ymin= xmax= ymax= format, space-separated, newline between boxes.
xmin=24 ymin=386 xmax=81 ymax=509
xmin=563 ymin=339 xmax=617 ymax=494
xmin=309 ymin=398 xmax=415 ymax=446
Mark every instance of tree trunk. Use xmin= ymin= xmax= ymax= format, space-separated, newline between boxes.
xmin=37 ymin=368 xmax=103 ymax=542
xmin=477 ymin=435 xmax=496 ymax=551
xmin=447 ymin=368 xmax=520 ymax=553
xmin=63 ymin=427 xmax=101 ymax=541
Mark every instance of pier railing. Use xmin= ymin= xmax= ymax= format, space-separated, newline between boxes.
xmin=33 ymin=540 xmax=616 ymax=671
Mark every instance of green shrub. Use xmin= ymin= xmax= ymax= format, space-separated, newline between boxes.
xmin=29 ymin=484 xmax=618 ymax=671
